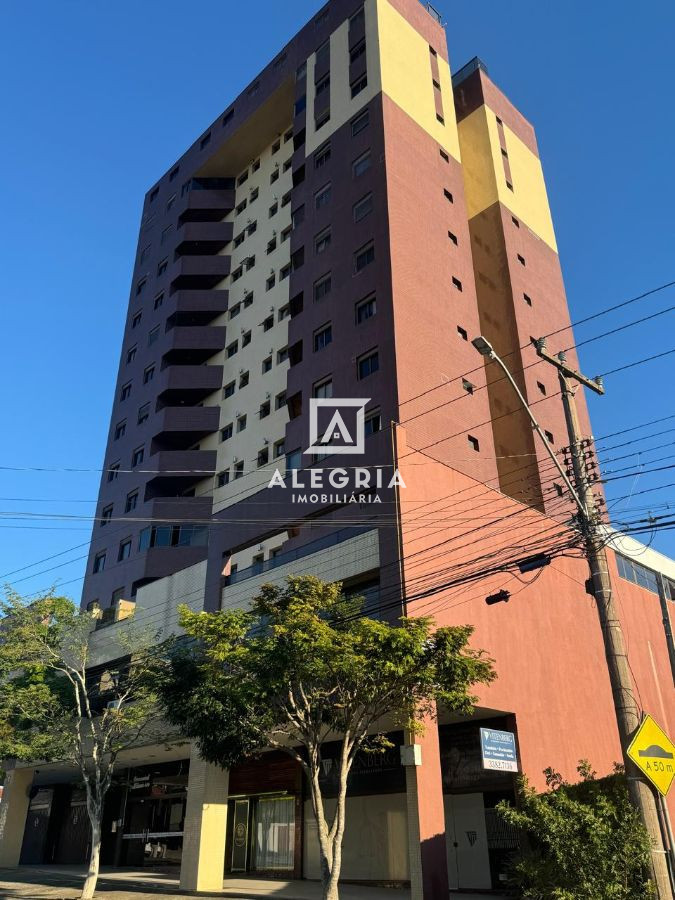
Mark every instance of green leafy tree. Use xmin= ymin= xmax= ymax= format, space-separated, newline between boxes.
xmin=0 ymin=592 xmax=163 ymax=900
xmin=157 ymin=575 xmax=495 ymax=900
xmin=497 ymin=761 xmax=656 ymax=899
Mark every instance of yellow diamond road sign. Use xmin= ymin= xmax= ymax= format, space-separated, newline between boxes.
xmin=627 ymin=714 xmax=675 ymax=796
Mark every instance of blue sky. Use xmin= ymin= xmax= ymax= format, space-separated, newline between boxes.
xmin=1 ymin=0 xmax=674 ymax=598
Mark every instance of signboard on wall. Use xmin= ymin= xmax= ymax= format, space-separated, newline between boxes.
xmin=480 ymin=728 xmax=518 ymax=773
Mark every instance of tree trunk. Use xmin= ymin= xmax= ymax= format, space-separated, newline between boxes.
xmin=81 ymin=803 xmax=102 ymax=900
xmin=308 ymin=743 xmax=351 ymax=900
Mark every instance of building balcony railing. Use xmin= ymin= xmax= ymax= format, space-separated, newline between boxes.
xmin=156 ymin=364 xmax=223 ymax=405
xmin=175 ymin=221 xmax=233 ymax=256
xmin=152 ymin=405 xmax=220 ymax=450
xmin=179 ymin=188 xmax=235 ymax=223
xmin=170 ymin=255 xmax=230 ymax=291
xmin=170 ymin=289 xmax=229 ymax=324
xmin=145 ymin=449 xmax=216 ymax=495
xmin=147 ymin=495 xmax=213 ymax=522
xmin=141 ymin=544 xmax=209 ymax=580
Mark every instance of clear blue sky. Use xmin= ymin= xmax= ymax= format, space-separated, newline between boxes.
xmin=1 ymin=0 xmax=674 ymax=598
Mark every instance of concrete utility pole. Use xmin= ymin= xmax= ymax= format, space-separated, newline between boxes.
xmin=532 ymin=337 xmax=672 ymax=899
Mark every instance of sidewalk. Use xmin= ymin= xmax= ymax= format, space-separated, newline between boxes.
xmin=0 ymin=866 xmax=504 ymax=899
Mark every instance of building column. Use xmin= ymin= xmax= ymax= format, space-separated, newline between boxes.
xmin=0 ymin=766 xmax=34 ymax=866
xmin=403 ymin=720 xmax=449 ymax=900
xmin=179 ymin=744 xmax=229 ymax=892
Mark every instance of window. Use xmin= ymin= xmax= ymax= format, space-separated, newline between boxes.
xmin=537 ymin=381 xmax=547 ymax=395
xmin=281 ymin=190 xmax=292 ymax=208
xmin=355 ymin=241 xmax=374 ymax=272
xmin=247 ymin=220 xmax=257 ymax=236
xmin=243 ymin=291 xmax=254 ymax=307
xmin=506 ymin=180 xmax=514 ymax=191
xmin=615 ymin=554 xmax=660 ymax=594
xmin=260 ymin=400 xmax=271 ymax=419
xmin=161 ymin=225 xmax=173 ymax=245
xmin=315 ymin=109 xmax=331 ymax=130
xmin=356 ymin=295 xmax=376 ymax=323
xmin=517 ymin=254 xmax=526 ymax=266
xmin=157 ymin=258 xmax=168 ymax=277
xmin=277 ymin=347 xmax=289 ymax=364
xmin=462 ymin=379 xmax=474 ymax=395
xmin=512 ymin=216 xmax=520 ymax=227
xmin=237 ymin=169 xmax=249 ymax=187
xmin=166 ymin=194 xmax=176 ymax=211
xmin=274 ymin=439 xmax=286 ymax=458
xmin=452 ymin=276 xmax=463 ymax=291
xmin=272 ymin=138 xmax=281 ymax=154
xmin=468 ymin=435 xmax=480 ymax=452
xmin=237 ymin=415 xmax=247 ymax=433
xmin=217 ymin=470 xmax=230 ymax=488
xmin=284 ymin=128 xmax=293 ymax=143
xmin=263 ymin=315 xmax=274 ymax=332
xmin=269 ymin=201 xmax=278 ymax=218
xmin=223 ymin=380 xmax=235 ymax=399
xmin=220 ymin=424 xmax=233 ymax=442
xmin=524 ymin=293 xmax=533 ymax=306
xmin=245 ymin=254 xmax=256 ymax=271
xmin=242 ymin=330 xmax=252 ymax=347
xmin=545 ymin=430 xmax=554 ymax=444
xmin=111 ymin=587 xmax=125 ymax=604
xmin=315 ymin=227 xmax=331 ymax=255
xmin=125 ymin=491 xmax=138 ymax=513
xmin=114 ymin=421 xmax=126 ymax=440
xmin=436 ymin=114 xmax=445 ymax=125
xmin=136 ymin=278 xmax=147 ymax=296
xmin=234 ymin=232 xmax=245 ymax=248
xmin=266 ymin=273 xmax=276 ymax=292
xmin=140 ymin=245 xmax=151 ymax=264
xmin=234 ymin=461 xmax=244 ymax=479
xmin=315 ymin=183 xmax=331 ymax=209
xmin=227 ymin=340 xmax=238 ymax=358
xmin=118 ymin=539 xmax=132 ymax=562
xmin=439 ymin=148 xmax=449 ymax=163
xmin=364 ymin=408 xmax=381 ymax=436
xmin=137 ymin=403 xmax=150 ymax=425
xmin=250 ymin=188 xmax=259 ymax=203
xmin=132 ymin=312 xmax=142 ymax=329
xmin=313 ymin=378 xmax=333 ymax=399
xmin=276 ymin=391 xmax=287 ymax=410
xmin=149 ymin=187 xmax=159 ymax=202
xmin=287 ymin=392 xmax=302 ymax=419
xmin=262 ymin=356 xmax=272 ymax=373
xmin=353 ymin=193 xmax=373 ymax=222
xmin=350 ymin=6 xmax=365 ymax=29
xmin=120 ymin=382 xmax=132 ymax=401
xmin=270 ymin=168 xmax=280 ymax=184
xmin=281 ymin=225 xmax=292 ymax=243
xmin=222 ymin=107 xmax=234 ymax=126
xmin=448 ymin=231 xmax=458 ymax=245
xmin=101 ymin=505 xmax=113 ymax=526
xmin=286 ymin=449 xmax=302 ymax=470
xmin=351 ymin=74 xmax=367 ymax=97
xmin=351 ymin=109 xmax=369 ymax=137
xmin=358 ymin=349 xmax=379 ymax=379
xmin=429 ymin=45 xmax=437 ymax=56
xmin=257 ymin=448 xmax=269 ymax=467
xmin=352 ymin=149 xmax=371 ymax=178
xmin=457 ymin=325 xmax=468 ymax=341
xmin=291 ymin=248 xmax=304 ymax=271
xmin=93 ymin=552 xmax=106 ymax=573
xmin=316 ymin=73 xmax=330 ymax=96
xmin=239 ymin=371 xmax=249 ymax=389
xmin=154 ymin=292 xmax=164 ymax=310
xmin=169 ymin=165 xmax=179 ymax=181
xmin=143 ymin=365 xmax=155 ymax=384
xmin=107 ymin=463 xmax=119 ymax=482
xmin=131 ymin=446 xmax=144 ymax=468
xmin=236 ymin=198 xmax=248 ymax=214
xmin=314 ymin=273 xmax=332 ymax=302
xmin=267 ymin=237 xmax=277 ymax=255
xmin=229 ymin=303 xmax=241 ymax=319
xmin=444 ymin=188 xmax=454 ymax=203
xmin=350 ymin=38 xmax=366 ymax=63
xmin=315 ymin=141 xmax=331 ymax=169
xmin=148 ymin=325 xmax=160 ymax=346
xmin=314 ymin=323 xmax=332 ymax=351
xmin=296 ymin=60 xmax=307 ymax=81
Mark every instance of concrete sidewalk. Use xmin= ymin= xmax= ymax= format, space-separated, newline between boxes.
xmin=0 ymin=866 xmax=505 ymax=899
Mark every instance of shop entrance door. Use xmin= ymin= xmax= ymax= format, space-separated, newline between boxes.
xmin=253 ymin=796 xmax=295 ymax=872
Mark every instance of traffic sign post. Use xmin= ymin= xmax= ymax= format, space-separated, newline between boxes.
xmin=480 ymin=728 xmax=519 ymax=773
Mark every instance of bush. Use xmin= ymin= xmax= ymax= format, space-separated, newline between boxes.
xmin=497 ymin=761 xmax=655 ymax=899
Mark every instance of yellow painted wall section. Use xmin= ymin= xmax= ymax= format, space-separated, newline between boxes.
xmin=458 ymin=105 xmax=557 ymax=252
xmin=376 ymin=0 xmax=460 ymax=161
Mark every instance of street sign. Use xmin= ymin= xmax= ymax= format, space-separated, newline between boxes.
xmin=480 ymin=727 xmax=518 ymax=773
xmin=627 ymin=715 xmax=675 ymax=796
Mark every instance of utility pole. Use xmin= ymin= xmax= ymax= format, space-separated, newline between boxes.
xmin=533 ymin=337 xmax=672 ymax=898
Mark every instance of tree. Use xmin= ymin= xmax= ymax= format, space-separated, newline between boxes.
xmin=157 ymin=575 xmax=495 ymax=900
xmin=497 ymin=761 xmax=656 ymax=899
xmin=0 ymin=592 xmax=163 ymax=900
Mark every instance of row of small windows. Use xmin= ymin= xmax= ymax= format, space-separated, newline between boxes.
xmin=105 ymin=447 xmax=144 ymax=485
xmin=93 ymin=524 xmax=209 ymax=573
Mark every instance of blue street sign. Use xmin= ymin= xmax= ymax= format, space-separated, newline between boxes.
xmin=480 ymin=727 xmax=519 ymax=772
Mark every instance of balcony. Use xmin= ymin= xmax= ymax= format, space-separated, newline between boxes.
xmin=162 ymin=325 xmax=226 ymax=365
xmin=157 ymin=364 xmax=223 ymax=405
xmin=175 ymin=221 xmax=233 ymax=256
xmin=179 ymin=188 xmax=235 ymax=223
xmin=145 ymin=449 xmax=217 ymax=496
xmin=152 ymin=405 xmax=220 ymax=450
xmin=147 ymin=495 xmax=213 ymax=522
xmin=170 ymin=255 xmax=231 ymax=291
xmin=141 ymin=545 xmax=209 ymax=580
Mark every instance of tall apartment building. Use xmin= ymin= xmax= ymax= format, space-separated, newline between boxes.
xmin=4 ymin=1 xmax=671 ymax=897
